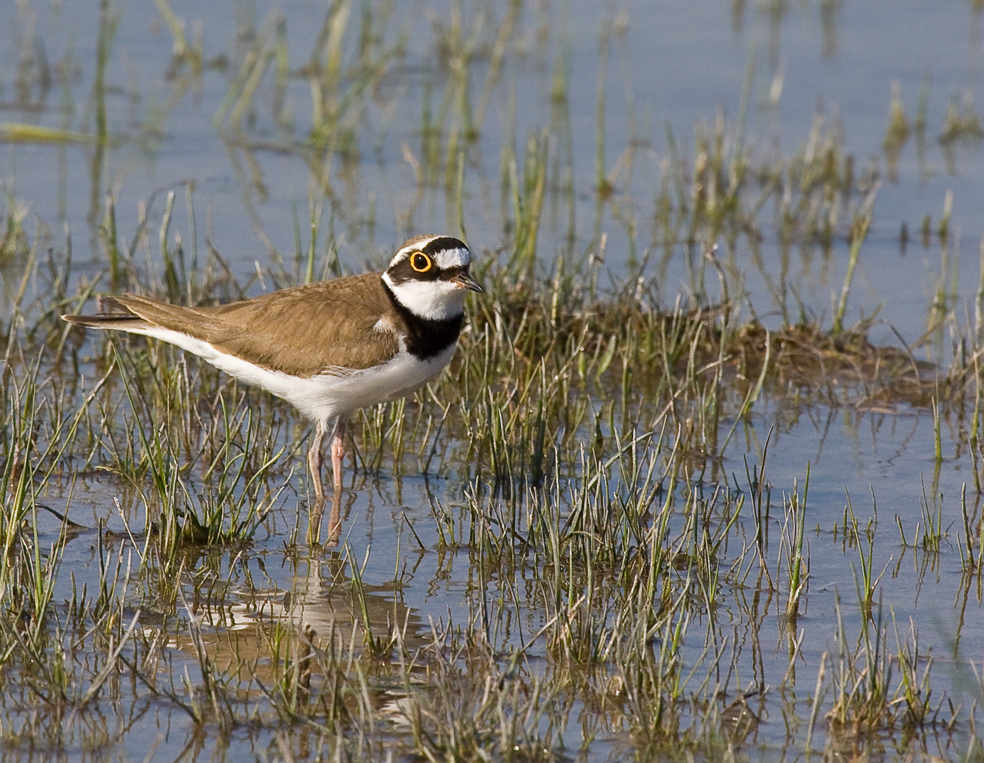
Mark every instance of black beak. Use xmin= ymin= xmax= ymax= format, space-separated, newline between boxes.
xmin=452 ymin=271 xmax=484 ymax=293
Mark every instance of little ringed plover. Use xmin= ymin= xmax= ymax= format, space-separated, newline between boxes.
xmin=63 ymin=234 xmax=483 ymax=505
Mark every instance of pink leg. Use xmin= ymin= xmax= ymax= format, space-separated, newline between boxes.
xmin=331 ymin=417 xmax=347 ymax=494
xmin=307 ymin=419 xmax=328 ymax=502
xmin=308 ymin=417 xmax=345 ymax=546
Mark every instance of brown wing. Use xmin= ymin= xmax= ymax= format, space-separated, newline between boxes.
xmin=63 ymin=274 xmax=403 ymax=377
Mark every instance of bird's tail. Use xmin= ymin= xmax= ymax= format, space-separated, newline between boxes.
xmin=62 ymin=297 xmax=150 ymax=331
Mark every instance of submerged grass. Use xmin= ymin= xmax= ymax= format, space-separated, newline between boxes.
xmin=2 ymin=1 xmax=984 ymax=760
xmin=2 ymin=203 xmax=981 ymax=759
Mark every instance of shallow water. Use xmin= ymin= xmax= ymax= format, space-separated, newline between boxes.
xmin=3 ymin=1 xmax=984 ymax=760
xmin=4 ymin=1 xmax=983 ymax=337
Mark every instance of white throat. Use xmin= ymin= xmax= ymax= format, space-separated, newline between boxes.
xmin=382 ymin=272 xmax=467 ymax=321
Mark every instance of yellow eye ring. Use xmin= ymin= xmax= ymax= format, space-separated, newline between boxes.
xmin=410 ymin=251 xmax=433 ymax=273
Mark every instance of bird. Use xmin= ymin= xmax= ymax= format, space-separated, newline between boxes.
xmin=63 ymin=234 xmax=483 ymax=517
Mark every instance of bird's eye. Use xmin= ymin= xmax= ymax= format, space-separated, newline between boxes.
xmin=410 ymin=251 xmax=433 ymax=273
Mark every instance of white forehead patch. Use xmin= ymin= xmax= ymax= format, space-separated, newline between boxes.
xmin=433 ymin=245 xmax=471 ymax=269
